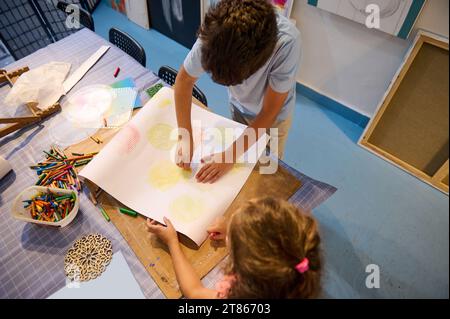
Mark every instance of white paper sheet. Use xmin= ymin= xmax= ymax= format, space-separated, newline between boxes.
xmin=63 ymin=45 xmax=110 ymax=94
xmin=79 ymin=87 xmax=268 ymax=245
xmin=48 ymin=251 xmax=145 ymax=299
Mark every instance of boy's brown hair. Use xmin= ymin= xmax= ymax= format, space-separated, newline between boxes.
xmin=199 ymin=0 xmax=278 ymax=86
xmin=225 ymin=197 xmax=322 ymax=299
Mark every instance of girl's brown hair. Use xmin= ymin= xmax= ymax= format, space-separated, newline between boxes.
xmin=225 ymin=197 xmax=322 ymax=299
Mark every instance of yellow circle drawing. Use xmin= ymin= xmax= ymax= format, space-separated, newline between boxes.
xmin=169 ymin=195 xmax=205 ymax=223
xmin=148 ymin=161 xmax=192 ymax=191
xmin=231 ymin=162 xmax=247 ymax=174
xmin=158 ymin=99 xmax=172 ymax=109
xmin=147 ymin=123 xmax=177 ymax=150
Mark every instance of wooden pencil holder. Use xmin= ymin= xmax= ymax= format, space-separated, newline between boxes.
xmin=0 ymin=67 xmax=61 ymax=138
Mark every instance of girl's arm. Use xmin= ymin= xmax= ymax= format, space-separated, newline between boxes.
xmin=146 ymin=217 xmax=218 ymax=299
xmin=167 ymin=240 xmax=218 ymax=299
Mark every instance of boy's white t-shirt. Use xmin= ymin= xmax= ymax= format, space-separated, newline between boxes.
xmin=183 ymin=14 xmax=302 ymax=122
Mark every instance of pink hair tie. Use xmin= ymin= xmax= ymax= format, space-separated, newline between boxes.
xmin=295 ymin=258 xmax=309 ymax=274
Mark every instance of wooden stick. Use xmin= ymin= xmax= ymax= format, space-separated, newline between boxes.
xmin=95 ymin=188 xmax=103 ymax=199
xmin=88 ymin=191 xmax=98 ymax=206
xmin=0 ymin=116 xmax=39 ymax=124
xmin=0 ymin=67 xmax=61 ymax=139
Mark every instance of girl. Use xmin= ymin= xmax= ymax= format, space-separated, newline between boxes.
xmin=146 ymin=197 xmax=322 ymax=299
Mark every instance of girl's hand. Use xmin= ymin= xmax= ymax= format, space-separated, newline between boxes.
xmin=207 ymin=217 xmax=227 ymax=241
xmin=146 ymin=217 xmax=179 ymax=247
xmin=196 ymin=152 xmax=234 ymax=184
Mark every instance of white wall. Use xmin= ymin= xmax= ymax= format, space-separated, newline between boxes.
xmin=293 ymin=0 xmax=449 ymax=117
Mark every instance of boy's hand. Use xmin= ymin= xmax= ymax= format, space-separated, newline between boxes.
xmin=207 ymin=217 xmax=227 ymax=241
xmin=175 ymin=136 xmax=193 ymax=170
xmin=146 ymin=217 xmax=179 ymax=247
xmin=175 ymin=134 xmax=194 ymax=170
xmin=196 ymin=152 xmax=233 ymax=184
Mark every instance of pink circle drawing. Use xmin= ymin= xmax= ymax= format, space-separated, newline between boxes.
xmin=116 ymin=124 xmax=141 ymax=154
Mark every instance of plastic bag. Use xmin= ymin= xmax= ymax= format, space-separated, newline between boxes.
xmin=4 ymin=62 xmax=71 ymax=110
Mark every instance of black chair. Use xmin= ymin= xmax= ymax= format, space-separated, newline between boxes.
xmin=109 ymin=28 xmax=146 ymax=67
xmin=158 ymin=66 xmax=208 ymax=107
xmin=56 ymin=1 xmax=95 ymax=32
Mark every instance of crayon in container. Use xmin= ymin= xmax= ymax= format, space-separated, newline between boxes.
xmin=11 ymin=186 xmax=79 ymax=227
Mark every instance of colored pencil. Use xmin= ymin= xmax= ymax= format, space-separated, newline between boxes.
xmin=30 ymin=146 xmax=97 ymax=192
xmin=100 ymin=207 xmax=110 ymax=222
xmin=119 ymin=207 xmax=138 ymax=217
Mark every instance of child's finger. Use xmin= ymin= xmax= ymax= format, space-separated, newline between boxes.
xmin=212 ymin=169 xmax=226 ymax=183
xmin=205 ymin=167 xmax=223 ymax=183
xmin=195 ymin=164 xmax=209 ymax=179
xmin=146 ymin=218 xmax=163 ymax=233
xmin=198 ymin=165 xmax=217 ymax=181
xmin=207 ymin=230 xmax=219 ymax=236
xmin=200 ymin=169 xmax=215 ymax=183
xmin=207 ymin=218 xmax=223 ymax=231
xmin=203 ymin=169 xmax=219 ymax=183
xmin=146 ymin=223 xmax=160 ymax=233
xmin=207 ymin=227 xmax=223 ymax=237
xmin=206 ymin=225 xmax=219 ymax=232
xmin=207 ymin=170 xmax=221 ymax=184
xmin=163 ymin=216 xmax=174 ymax=229
xmin=196 ymin=165 xmax=214 ymax=181
xmin=209 ymin=175 xmax=221 ymax=184
xmin=209 ymin=232 xmax=225 ymax=240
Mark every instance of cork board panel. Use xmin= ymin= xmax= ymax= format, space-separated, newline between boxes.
xmin=66 ymin=112 xmax=302 ymax=298
xmin=368 ymin=42 xmax=449 ymax=177
xmin=443 ymin=174 xmax=449 ymax=187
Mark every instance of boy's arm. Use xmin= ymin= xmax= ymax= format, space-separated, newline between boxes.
xmin=174 ymin=66 xmax=198 ymax=169
xmin=229 ymin=86 xmax=289 ymax=161
xmin=196 ymin=86 xmax=288 ymax=183
xmin=228 ymin=33 xmax=300 ymax=161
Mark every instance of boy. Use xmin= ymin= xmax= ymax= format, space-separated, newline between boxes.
xmin=175 ymin=0 xmax=301 ymax=183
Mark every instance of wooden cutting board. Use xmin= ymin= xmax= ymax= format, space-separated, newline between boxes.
xmin=65 ymin=110 xmax=302 ymax=298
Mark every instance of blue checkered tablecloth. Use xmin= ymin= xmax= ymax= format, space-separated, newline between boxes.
xmin=0 ymin=29 xmax=336 ymax=299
